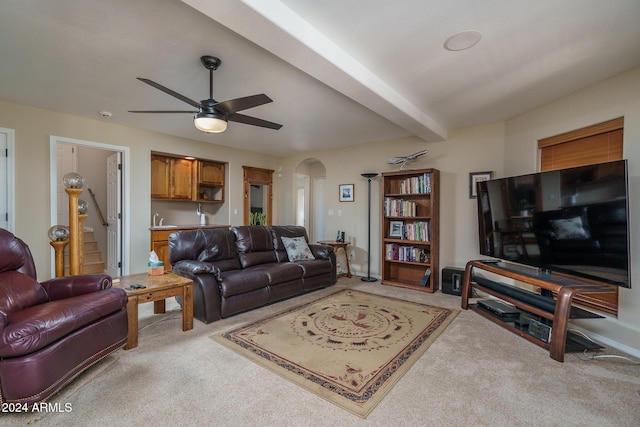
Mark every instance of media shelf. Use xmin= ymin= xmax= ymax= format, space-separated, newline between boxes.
xmin=381 ymin=168 xmax=439 ymax=292
xmin=461 ymin=260 xmax=615 ymax=361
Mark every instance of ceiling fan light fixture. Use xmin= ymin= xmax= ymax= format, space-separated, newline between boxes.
xmin=194 ymin=112 xmax=228 ymax=133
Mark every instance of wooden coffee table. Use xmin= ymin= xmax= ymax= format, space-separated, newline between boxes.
xmin=113 ymin=272 xmax=193 ymax=349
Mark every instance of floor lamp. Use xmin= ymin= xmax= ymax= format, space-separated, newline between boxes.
xmin=361 ymin=173 xmax=378 ymax=282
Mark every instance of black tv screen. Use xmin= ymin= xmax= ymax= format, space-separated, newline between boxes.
xmin=476 ymin=160 xmax=631 ymax=288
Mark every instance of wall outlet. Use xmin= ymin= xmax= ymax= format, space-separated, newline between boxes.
xmin=350 ymin=250 xmax=355 ymax=260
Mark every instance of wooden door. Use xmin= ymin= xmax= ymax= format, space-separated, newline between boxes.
xmin=243 ymin=166 xmax=274 ymax=225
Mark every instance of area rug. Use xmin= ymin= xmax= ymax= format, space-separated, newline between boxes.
xmin=212 ymin=289 xmax=459 ymax=418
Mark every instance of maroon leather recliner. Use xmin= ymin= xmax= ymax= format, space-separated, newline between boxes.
xmin=0 ymin=229 xmax=128 ymax=404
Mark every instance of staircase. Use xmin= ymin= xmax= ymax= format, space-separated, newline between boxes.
xmin=64 ymin=230 xmax=106 ymax=275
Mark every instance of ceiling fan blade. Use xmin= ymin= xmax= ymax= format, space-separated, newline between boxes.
xmin=228 ymin=113 xmax=282 ymax=130
xmin=214 ymin=94 xmax=272 ymax=115
xmin=128 ymin=110 xmax=197 ymax=113
xmin=136 ymin=78 xmax=202 ymax=109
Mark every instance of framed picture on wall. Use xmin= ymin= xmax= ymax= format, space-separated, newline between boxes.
xmin=469 ymin=171 xmax=492 ymax=198
xmin=339 ymin=184 xmax=354 ymax=202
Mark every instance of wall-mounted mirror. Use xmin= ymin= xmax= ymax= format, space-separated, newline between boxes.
xmin=243 ymin=166 xmax=274 ymax=225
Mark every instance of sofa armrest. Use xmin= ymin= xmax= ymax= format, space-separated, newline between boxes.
xmin=309 ymin=244 xmax=334 ymax=260
xmin=173 ymin=260 xmax=220 ymax=278
xmin=40 ymin=274 xmax=112 ymax=301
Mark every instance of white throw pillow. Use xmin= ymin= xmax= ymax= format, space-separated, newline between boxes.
xmin=281 ymin=236 xmax=315 ymax=261
xmin=550 ymin=216 xmax=590 ymax=240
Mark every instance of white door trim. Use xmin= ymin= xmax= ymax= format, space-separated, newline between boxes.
xmin=49 ymin=135 xmax=131 ymax=275
xmin=0 ymin=127 xmax=15 ymax=232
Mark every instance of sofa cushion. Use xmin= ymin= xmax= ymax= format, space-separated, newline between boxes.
xmin=261 ymin=263 xmax=304 ymax=284
xmin=0 ymin=271 xmax=49 ymax=315
xmin=218 ymin=268 xmax=270 ymax=297
xmin=0 ymin=288 xmax=126 ymax=357
xmin=233 ymin=226 xmax=277 ymax=268
xmin=270 ymin=225 xmax=310 ymax=262
xmin=281 ymin=236 xmax=315 ymax=261
xmin=296 ymin=259 xmax=333 ymax=278
xmin=169 ymin=228 xmax=241 ymax=271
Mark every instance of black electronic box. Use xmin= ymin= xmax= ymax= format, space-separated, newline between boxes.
xmin=441 ymin=267 xmax=469 ymax=296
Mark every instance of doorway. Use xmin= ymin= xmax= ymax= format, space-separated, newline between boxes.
xmin=294 ymin=158 xmax=327 ymax=242
xmin=49 ymin=136 xmax=130 ymax=276
xmin=0 ymin=128 xmax=15 ymax=232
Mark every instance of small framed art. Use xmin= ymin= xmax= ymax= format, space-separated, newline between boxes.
xmin=469 ymin=171 xmax=492 ymax=199
xmin=339 ymin=184 xmax=354 ymax=202
xmin=389 ymin=220 xmax=404 ymax=238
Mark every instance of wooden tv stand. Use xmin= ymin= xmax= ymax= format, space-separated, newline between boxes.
xmin=461 ymin=260 xmax=616 ymax=362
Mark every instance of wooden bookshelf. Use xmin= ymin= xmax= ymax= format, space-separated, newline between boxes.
xmin=381 ymin=168 xmax=439 ymax=292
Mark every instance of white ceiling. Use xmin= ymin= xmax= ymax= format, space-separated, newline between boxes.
xmin=1 ymin=0 xmax=639 ymax=157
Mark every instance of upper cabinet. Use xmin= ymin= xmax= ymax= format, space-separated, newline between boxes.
xmin=194 ymin=160 xmax=225 ymax=202
xmin=171 ymin=158 xmax=193 ymax=200
xmin=151 ymin=154 xmax=225 ymax=202
xmin=198 ymin=160 xmax=224 ymax=186
xmin=150 ymin=155 xmax=171 ymax=199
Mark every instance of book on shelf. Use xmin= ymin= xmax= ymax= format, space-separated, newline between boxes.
xmin=385 ymin=243 xmax=429 ymax=263
xmin=420 ymin=267 xmax=431 ymax=287
xmin=398 ymin=173 xmax=432 ymax=195
xmin=401 ymin=220 xmax=430 ymax=242
xmin=384 ymin=198 xmax=417 ymax=217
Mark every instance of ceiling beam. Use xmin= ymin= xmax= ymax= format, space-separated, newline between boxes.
xmin=182 ymin=0 xmax=448 ymax=142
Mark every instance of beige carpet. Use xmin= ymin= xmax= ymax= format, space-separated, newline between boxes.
xmin=2 ymin=277 xmax=639 ymax=426
xmin=212 ymin=289 xmax=458 ymax=417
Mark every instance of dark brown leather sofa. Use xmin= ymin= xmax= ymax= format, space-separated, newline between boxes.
xmin=169 ymin=225 xmax=336 ymax=323
xmin=0 ymin=229 xmax=128 ymax=405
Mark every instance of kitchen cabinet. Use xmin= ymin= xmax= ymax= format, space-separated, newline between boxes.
xmin=150 ymin=154 xmax=192 ymax=200
xmin=151 ymin=154 xmax=225 ymax=202
xmin=194 ymin=160 xmax=225 ymax=202
xmin=150 ymin=229 xmax=174 ymax=271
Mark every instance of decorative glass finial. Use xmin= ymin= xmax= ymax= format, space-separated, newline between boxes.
xmin=78 ymin=199 xmax=89 ymax=214
xmin=48 ymin=225 xmax=70 ymax=241
xmin=62 ymin=172 xmax=85 ymax=189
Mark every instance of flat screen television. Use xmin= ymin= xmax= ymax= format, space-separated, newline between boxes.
xmin=476 ymin=160 xmax=631 ymax=288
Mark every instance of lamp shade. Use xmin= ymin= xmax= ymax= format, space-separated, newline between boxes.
xmin=48 ymin=225 xmax=70 ymax=241
xmin=78 ymin=199 xmax=89 ymax=214
xmin=62 ymin=172 xmax=85 ymax=188
xmin=194 ymin=112 xmax=228 ymax=133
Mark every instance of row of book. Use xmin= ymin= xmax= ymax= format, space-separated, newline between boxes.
xmin=391 ymin=220 xmax=431 ymax=242
xmin=397 ymin=173 xmax=432 ymax=195
xmin=385 ymin=243 xmax=430 ymax=263
xmin=384 ymin=198 xmax=418 ymax=217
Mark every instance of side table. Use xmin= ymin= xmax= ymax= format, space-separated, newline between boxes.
xmin=113 ymin=272 xmax=193 ymax=349
xmin=317 ymin=240 xmax=352 ymax=278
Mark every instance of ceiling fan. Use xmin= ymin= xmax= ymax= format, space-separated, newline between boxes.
xmin=129 ymin=55 xmax=282 ymax=133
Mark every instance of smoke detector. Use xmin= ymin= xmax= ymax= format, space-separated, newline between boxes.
xmin=99 ymin=110 xmax=113 ymax=118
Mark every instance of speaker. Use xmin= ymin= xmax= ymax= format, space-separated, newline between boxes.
xmin=441 ymin=267 xmax=467 ymax=296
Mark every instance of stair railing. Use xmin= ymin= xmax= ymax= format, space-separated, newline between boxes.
xmin=87 ymin=188 xmax=109 ymax=226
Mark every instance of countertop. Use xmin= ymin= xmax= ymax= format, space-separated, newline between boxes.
xmin=149 ymin=224 xmax=230 ymax=231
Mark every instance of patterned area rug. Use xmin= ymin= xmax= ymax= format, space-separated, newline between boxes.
xmin=212 ymin=289 xmax=459 ymax=418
